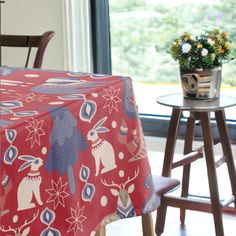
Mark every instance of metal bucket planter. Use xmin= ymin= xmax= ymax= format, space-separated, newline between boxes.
xmin=180 ymin=67 xmax=222 ymax=100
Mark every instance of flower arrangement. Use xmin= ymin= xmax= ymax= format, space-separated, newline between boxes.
xmin=170 ymin=29 xmax=232 ymax=69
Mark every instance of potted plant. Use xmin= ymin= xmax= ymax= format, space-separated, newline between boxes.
xmin=170 ymin=30 xmax=232 ymax=100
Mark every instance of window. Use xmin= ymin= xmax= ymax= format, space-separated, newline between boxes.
xmin=90 ymin=0 xmax=236 ymax=141
xmin=109 ymin=0 xmax=236 ymax=119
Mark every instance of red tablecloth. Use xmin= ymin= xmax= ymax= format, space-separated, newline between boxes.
xmin=0 ymin=67 xmax=159 ymax=236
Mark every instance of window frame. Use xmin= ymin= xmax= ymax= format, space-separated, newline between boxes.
xmin=90 ymin=0 xmax=111 ymax=75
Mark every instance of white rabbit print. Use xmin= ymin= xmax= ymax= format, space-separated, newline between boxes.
xmin=87 ymin=117 xmax=117 ymax=176
xmin=17 ymin=155 xmax=43 ymax=211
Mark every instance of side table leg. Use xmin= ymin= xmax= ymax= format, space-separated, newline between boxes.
xmin=180 ymin=115 xmax=196 ymax=224
xmin=200 ymin=112 xmax=224 ymax=236
xmin=215 ymin=110 xmax=236 ymax=207
xmin=161 ymin=108 xmax=182 ymax=177
xmin=156 ymin=108 xmax=182 ymax=235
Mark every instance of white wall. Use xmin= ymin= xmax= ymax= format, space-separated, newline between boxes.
xmin=1 ymin=0 xmax=64 ymax=69
xmin=1 ymin=0 xmax=92 ymax=71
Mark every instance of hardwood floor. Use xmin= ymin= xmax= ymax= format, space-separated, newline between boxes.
xmin=106 ymin=137 xmax=236 ymax=235
xmin=157 ymin=207 xmax=236 ymax=236
xmin=106 ymin=206 xmax=236 ymax=236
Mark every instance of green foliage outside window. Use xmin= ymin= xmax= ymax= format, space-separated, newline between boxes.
xmin=110 ymin=0 xmax=236 ymax=86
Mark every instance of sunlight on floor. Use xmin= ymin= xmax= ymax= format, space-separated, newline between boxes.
xmin=106 ymin=136 xmax=236 ymax=236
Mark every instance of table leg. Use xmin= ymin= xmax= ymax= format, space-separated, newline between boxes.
xmin=156 ymin=108 xmax=182 ymax=235
xmin=215 ymin=110 xmax=236 ymax=207
xmin=200 ymin=112 xmax=224 ymax=236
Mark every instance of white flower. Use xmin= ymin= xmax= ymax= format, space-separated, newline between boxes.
xmin=201 ymin=48 xmax=208 ymax=57
xmin=207 ymin=38 xmax=215 ymax=45
xmin=182 ymin=43 xmax=191 ymax=53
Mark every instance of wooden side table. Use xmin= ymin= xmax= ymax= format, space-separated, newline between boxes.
xmin=156 ymin=93 xmax=236 ymax=236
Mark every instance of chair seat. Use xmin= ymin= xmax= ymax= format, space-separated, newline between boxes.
xmin=152 ymin=175 xmax=180 ymax=195
xmin=141 ymin=175 xmax=180 ymax=236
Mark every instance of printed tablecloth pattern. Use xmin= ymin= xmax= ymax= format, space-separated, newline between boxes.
xmin=0 ymin=67 xmax=159 ymax=236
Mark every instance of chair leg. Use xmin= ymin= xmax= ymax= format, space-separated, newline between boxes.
xmin=142 ymin=213 xmax=154 ymax=236
xmin=96 ymin=226 xmax=106 ymax=236
xmin=155 ymin=203 xmax=167 ymax=236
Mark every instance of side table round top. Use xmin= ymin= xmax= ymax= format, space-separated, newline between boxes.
xmin=156 ymin=93 xmax=236 ymax=112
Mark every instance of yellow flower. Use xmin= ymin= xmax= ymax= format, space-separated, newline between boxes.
xmin=225 ymin=41 xmax=231 ymax=49
xmin=222 ymin=32 xmax=227 ymax=39
xmin=174 ymin=40 xmax=179 ymax=46
xmin=217 ymin=45 xmax=224 ymax=54
xmin=208 ymin=34 xmax=213 ymax=38
xmin=181 ymin=33 xmax=190 ymax=41
xmin=197 ymin=44 xmax=203 ymax=48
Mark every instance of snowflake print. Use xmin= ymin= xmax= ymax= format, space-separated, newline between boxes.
xmin=66 ymin=202 xmax=87 ymax=235
xmin=25 ymin=118 xmax=45 ymax=147
xmin=45 ymin=177 xmax=69 ymax=209
xmin=103 ymin=86 xmax=121 ymax=113
xmin=12 ymin=93 xmax=48 ymax=103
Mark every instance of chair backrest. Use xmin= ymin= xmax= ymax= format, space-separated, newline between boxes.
xmin=0 ymin=31 xmax=55 ymax=68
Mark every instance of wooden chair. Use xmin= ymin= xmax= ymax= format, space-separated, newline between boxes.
xmin=0 ymin=31 xmax=55 ymax=68
xmin=96 ymin=175 xmax=180 ymax=236
xmin=142 ymin=175 xmax=180 ymax=236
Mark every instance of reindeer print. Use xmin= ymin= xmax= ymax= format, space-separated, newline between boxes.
xmin=0 ymin=210 xmax=39 ymax=235
xmin=100 ymin=167 xmax=139 ymax=225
